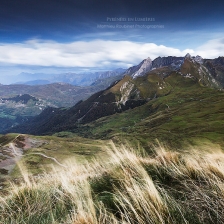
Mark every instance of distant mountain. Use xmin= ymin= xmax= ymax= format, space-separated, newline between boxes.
xmin=23 ymin=80 xmax=51 ymax=85
xmin=96 ymin=68 xmax=125 ymax=79
xmin=13 ymin=68 xmax=126 ymax=86
xmin=51 ymin=72 xmax=97 ymax=86
xmin=90 ymin=68 xmax=125 ymax=89
xmin=52 ymin=69 xmax=126 ymax=86
xmin=7 ymin=54 xmax=224 ymax=135
xmin=13 ymin=72 xmax=53 ymax=84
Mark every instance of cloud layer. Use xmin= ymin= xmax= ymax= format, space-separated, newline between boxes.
xmin=0 ymin=38 xmax=223 ymax=69
xmin=196 ymin=38 xmax=224 ymax=59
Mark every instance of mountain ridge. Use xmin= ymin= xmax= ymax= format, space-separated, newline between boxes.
xmin=125 ymin=54 xmax=224 ymax=88
xmin=6 ymin=54 xmax=224 ymax=135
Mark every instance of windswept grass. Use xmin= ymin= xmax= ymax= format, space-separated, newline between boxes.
xmin=1 ymin=142 xmax=224 ymax=223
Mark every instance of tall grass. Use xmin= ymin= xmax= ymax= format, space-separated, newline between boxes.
xmin=1 ymin=142 xmax=224 ymax=223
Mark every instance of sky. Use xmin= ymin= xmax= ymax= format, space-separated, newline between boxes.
xmin=0 ymin=0 xmax=224 ymax=84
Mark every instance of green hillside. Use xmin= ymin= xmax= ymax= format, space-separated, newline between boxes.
xmin=72 ymin=72 xmax=224 ymax=149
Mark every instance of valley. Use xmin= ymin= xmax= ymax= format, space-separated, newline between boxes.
xmin=0 ymin=70 xmax=124 ymax=133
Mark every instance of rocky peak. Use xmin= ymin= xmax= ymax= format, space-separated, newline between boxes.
xmin=125 ymin=55 xmax=187 ymax=79
xmin=184 ymin=53 xmax=192 ymax=59
xmin=125 ymin=57 xmax=152 ymax=78
xmin=193 ymin=55 xmax=203 ymax=64
xmin=184 ymin=54 xmax=204 ymax=64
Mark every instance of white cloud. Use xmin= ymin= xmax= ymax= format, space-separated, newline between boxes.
xmin=0 ymin=38 xmax=223 ymax=69
xmin=0 ymin=39 xmax=194 ymax=68
xmin=195 ymin=38 xmax=224 ymax=58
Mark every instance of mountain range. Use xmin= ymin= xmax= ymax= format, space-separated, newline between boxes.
xmin=14 ymin=68 xmax=125 ymax=86
xmin=7 ymin=54 xmax=224 ymax=140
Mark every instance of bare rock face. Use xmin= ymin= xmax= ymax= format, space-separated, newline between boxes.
xmin=125 ymin=56 xmax=185 ymax=79
xmin=152 ymin=56 xmax=184 ymax=70
xmin=204 ymin=57 xmax=224 ymax=86
xmin=184 ymin=54 xmax=204 ymax=64
xmin=125 ymin=57 xmax=152 ymax=78
xmin=184 ymin=53 xmax=192 ymax=59
xmin=193 ymin=55 xmax=204 ymax=64
xmin=124 ymin=53 xmax=222 ymax=89
xmin=125 ymin=54 xmax=206 ymax=80
xmin=211 ymin=57 xmax=224 ymax=66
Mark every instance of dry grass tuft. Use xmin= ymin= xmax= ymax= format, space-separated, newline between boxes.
xmin=1 ymin=142 xmax=224 ymax=223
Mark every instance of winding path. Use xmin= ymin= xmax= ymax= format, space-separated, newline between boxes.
xmin=28 ymin=152 xmax=67 ymax=168
xmin=10 ymin=141 xmax=67 ymax=168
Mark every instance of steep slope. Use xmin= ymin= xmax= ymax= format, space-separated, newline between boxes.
xmin=204 ymin=57 xmax=224 ymax=86
xmin=74 ymin=74 xmax=224 ymax=148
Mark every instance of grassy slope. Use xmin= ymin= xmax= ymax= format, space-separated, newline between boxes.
xmin=1 ymin=143 xmax=224 ymax=223
xmin=11 ymin=135 xmax=107 ymax=177
xmin=0 ymin=134 xmax=109 ymax=192
xmin=74 ymin=73 xmax=224 ymax=149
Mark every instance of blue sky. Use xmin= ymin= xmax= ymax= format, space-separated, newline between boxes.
xmin=0 ymin=0 xmax=224 ymax=84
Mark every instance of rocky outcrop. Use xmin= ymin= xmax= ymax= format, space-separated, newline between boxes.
xmin=204 ymin=57 xmax=224 ymax=86
xmin=124 ymin=54 xmax=224 ymax=89
xmin=152 ymin=56 xmax=184 ymax=70
xmin=125 ymin=57 xmax=152 ymax=78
